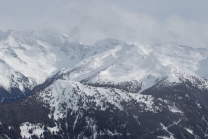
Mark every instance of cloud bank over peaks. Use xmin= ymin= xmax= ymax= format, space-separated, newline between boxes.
xmin=1 ymin=0 xmax=208 ymax=48
xmin=56 ymin=1 xmax=208 ymax=48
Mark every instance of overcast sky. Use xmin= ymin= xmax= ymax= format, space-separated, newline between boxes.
xmin=1 ymin=0 xmax=208 ymax=47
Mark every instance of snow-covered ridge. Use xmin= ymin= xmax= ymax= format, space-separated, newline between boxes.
xmin=38 ymin=79 xmax=158 ymax=120
xmin=56 ymin=41 xmax=208 ymax=93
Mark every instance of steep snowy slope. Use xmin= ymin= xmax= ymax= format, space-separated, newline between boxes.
xmin=0 ymin=59 xmax=36 ymax=102
xmin=0 ymin=30 xmax=89 ymax=83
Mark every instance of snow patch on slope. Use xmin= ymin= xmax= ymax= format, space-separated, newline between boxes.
xmin=20 ymin=122 xmax=44 ymax=139
xmin=20 ymin=122 xmax=60 ymax=139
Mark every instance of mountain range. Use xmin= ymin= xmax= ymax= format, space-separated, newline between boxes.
xmin=0 ymin=30 xmax=208 ymax=138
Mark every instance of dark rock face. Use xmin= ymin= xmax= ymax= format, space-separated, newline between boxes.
xmin=1 ymin=77 xmax=208 ymax=139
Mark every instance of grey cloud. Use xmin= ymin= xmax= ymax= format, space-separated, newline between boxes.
xmin=1 ymin=0 xmax=208 ymax=48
